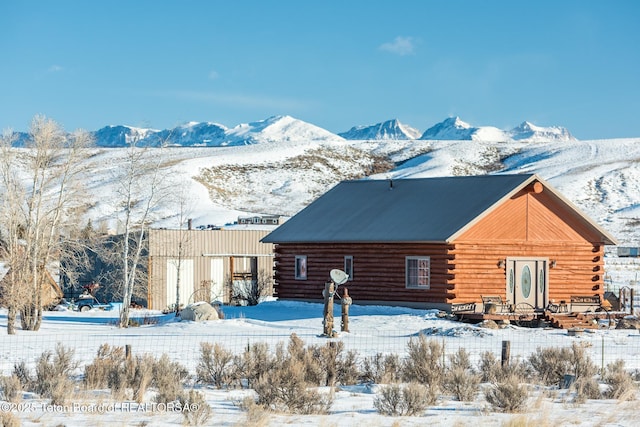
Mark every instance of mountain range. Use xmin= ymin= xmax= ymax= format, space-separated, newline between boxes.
xmin=6 ymin=113 xmax=639 ymax=251
xmin=10 ymin=116 xmax=576 ymax=147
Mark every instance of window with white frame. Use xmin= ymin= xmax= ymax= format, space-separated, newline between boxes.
xmin=295 ymin=255 xmax=307 ymax=280
xmin=344 ymin=256 xmax=353 ymax=281
xmin=406 ymin=256 xmax=430 ymax=289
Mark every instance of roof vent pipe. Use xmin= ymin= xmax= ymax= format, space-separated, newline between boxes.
xmin=389 ymin=179 xmax=393 ymax=190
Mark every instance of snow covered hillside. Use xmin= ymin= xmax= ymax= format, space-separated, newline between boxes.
xmin=6 ymin=115 xmax=639 ymax=246
xmin=68 ymin=130 xmax=640 ymax=251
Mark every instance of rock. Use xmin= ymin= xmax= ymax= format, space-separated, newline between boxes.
xmin=615 ymin=317 xmax=640 ymax=330
xmin=478 ymin=319 xmax=499 ymax=329
xmin=180 ymin=301 xmax=220 ymax=321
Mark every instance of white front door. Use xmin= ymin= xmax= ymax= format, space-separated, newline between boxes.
xmin=506 ymin=258 xmax=548 ymax=309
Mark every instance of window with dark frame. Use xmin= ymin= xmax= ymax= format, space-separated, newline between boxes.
xmin=344 ymin=256 xmax=353 ymax=281
xmin=406 ymin=256 xmax=430 ymax=289
xmin=295 ymin=255 xmax=307 ymax=280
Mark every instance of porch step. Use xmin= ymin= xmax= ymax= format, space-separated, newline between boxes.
xmin=544 ymin=312 xmax=599 ymax=329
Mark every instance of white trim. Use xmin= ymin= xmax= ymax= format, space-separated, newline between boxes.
xmin=405 ymin=256 xmax=430 ymax=289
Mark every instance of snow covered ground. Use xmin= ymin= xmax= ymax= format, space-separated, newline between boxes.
xmin=2 ymin=259 xmax=640 ymax=427
xmin=4 ymin=126 xmax=640 ymax=425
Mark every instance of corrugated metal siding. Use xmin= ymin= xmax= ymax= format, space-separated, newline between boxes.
xmin=148 ymin=229 xmax=274 ymax=310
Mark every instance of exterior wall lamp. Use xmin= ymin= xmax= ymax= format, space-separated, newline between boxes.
xmin=497 ymin=259 xmax=506 ymax=268
xmin=550 ymin=260 xmax=557 ymax=268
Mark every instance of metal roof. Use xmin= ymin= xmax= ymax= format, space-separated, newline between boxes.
xmin=261 ymin=174 xmax=617 ymax=245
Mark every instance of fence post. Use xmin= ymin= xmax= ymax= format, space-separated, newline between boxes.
xmin=125 ymin=344 xmax=132 ymax=361
xmin=601 ymin=335 xmax=605 ymax=375
xmin=501 ymin=340 xmax=511 ymax=367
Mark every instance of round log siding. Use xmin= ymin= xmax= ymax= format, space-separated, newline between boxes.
xmin=272 ymin=240 xmax=605 ymax=308
xmin=272 ymin=243 xmax=455 ymax=304
xmin=449 ymin=241 xmax=605 ymax=304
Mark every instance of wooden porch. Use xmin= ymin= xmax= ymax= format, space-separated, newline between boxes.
xmin=456 ymin=309 xmax=626 ymax=329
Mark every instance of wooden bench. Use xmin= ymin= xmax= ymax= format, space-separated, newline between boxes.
xmin=481 ymin=295 xmax=508 ymax=314
xmin=570 ymin=295 xmax=601 ymax=312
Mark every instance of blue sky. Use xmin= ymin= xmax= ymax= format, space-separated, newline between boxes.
xmin=1 ymin=1 xmax=639 ymax=139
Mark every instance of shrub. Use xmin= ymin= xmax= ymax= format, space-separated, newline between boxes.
xmin=336 ymin=348 xmax=360 ymax=386
xmin=179 ymin=389 xmax=213 ymax=426
xmin=284 ymin=334 xmax=358 ymax=387
xmin=374 ymin=382 xmax=435 ymax=416
xmin=445 ymin=366 xmax=480 ymax=402
xmin=233 ymin=342 xmax=272 ymax=389
xmin=12 ymin=361 xmax=31 ymax=389
xmin=253 ymin=356 xmax=333 ymax=414
xmin=484 ymin=374 xmax=529 ymax=413
xmin=132 ymin=354 xmax=155 ymax=403
xmin=361 ymin=353 xmax=402 ymax=384
xmin=84 ymin=344 xmax=127 ymax=390
xmin=402 ymin=335 xmax=444 ymax=391
xmin=238 ymin=395 xmax=271 ymax=426
xmin=448 ymin=348 xmax=473 ymax=371
xmin=477 ymin=351 xmax=502 ymax=383
xmin=603 ymin=359 xmax=637 ymax=401
xmin=571 ymin=376 xmax=602 ymax=403
xmin=0 ymin=412 xmax=20 ymax=427
xmin=196 ymin=342 xmax=234 ymax=388
xmin=528 ymin=346 xmax=570 ymax=386
xmin=568 ymin=343 xmax=598 ymax=380
xmin=33 ymin=343 xmax=77 ymax=405
xmin=528 ymin=343 xmax=597 ymax=387
xmin=152 ymin=354 xmax=189 ymax=404
xmin=0 ymin=375 xmax=21 ymax=402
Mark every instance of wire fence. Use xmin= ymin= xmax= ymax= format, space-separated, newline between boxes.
xmin=2 ymin=327 xmax=640 ymax=377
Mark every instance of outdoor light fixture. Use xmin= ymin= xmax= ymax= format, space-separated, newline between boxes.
xmin=550 ymin=260 xmax=557 ymax=268
xmin=497 ymin=259 xmax=506 ymax=268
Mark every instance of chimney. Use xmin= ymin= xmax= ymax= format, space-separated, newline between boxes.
xmin=187 ymin=218 xmax=192 ymax=230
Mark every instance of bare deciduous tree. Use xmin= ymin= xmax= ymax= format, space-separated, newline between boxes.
xmin=170 ymin=193 xmax=194 ymax=314
xmin=0 ymin=116 xmax=93 ymax=333
xmin=113 ymin=140 xmax=172 ymax=328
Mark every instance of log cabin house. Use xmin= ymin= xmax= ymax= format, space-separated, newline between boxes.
xmin=261 ymin=174 xmax=618 ymax=314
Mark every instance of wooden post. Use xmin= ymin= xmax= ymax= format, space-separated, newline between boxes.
xmin=323 ymin=281 xmax=334 ymax=337
xmin=341 ymin=288 xmax=352 ymax=332
xmin=125 ymin=344 xmax=132 ymax=361
xmin=631 ymin=288 xmax=635 ymax=316
xmin=501 ymin=340 xmax=510 ymax=367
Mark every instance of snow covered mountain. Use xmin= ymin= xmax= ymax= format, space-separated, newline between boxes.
xmin=420 ymin=117 xmax=575 ymax=142
xmin=10 ymin=115 xmax=576 ymax=147
xmin=338 ymin=119 xmax=421 ymax=140
xmin=509 ymin=121 xmax=576 ymax=142
xmin=90 ymin=116 xmax=342 ymax=147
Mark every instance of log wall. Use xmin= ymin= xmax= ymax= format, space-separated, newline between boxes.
xmin=449 ymin=241 xmax=604 ymax=304
xmin=272 ymin=243 xmax=454 ymax=304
